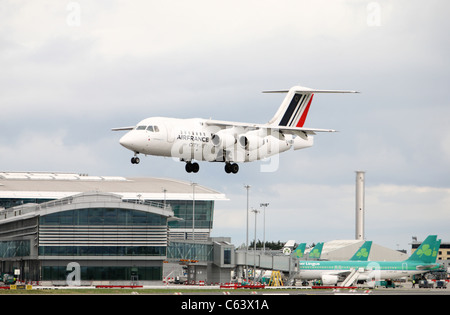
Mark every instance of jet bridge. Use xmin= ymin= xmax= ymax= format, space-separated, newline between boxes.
xmin=235 ymin=250 xmax=298 ymax=279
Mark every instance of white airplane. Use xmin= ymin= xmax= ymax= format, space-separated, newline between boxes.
xmin=112 ymin=86 xmax=357 ymax=173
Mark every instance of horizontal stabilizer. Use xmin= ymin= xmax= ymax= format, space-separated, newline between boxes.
xmin=263 ymin=86 xmax=359 ymax=94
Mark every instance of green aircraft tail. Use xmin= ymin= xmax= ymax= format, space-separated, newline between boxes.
xmin=292 ymin=243 xmax=307 ymax=259
xmin=406 ymin=235 xmax=440 ymax=264
xmin=349 ymin=241 xmax=372 ymax=261
xmin=308 ymin=242 xmax=324 ymax=259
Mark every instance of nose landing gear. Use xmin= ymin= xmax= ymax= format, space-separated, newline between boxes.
xmin=131 ymin=153 xmax=140 ymax=164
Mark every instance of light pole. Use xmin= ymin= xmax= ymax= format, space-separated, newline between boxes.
xmin=191 ymin=182 xmax=197 ymax=241
xmin=162 ymin=188 xmax=167 ymax=209
xmin=260 ymin=203 xmax=269 ymax=253
xmin=244 ymin=184 xmax=250 ymax=279
xmin=251 ymin=208 xmax=259 ymax=279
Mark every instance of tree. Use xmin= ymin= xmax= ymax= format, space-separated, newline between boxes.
xmin=248 ymin=240 xmax=285 ymax=250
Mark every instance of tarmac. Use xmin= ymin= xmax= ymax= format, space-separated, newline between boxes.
xmin=24 ymin=280 xmax=450 ymax=295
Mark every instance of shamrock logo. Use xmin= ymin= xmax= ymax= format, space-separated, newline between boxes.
xmin=294 ymin=249 xmax=304 ymax=258
xmin=310 ymin=248 xmax=320 ymax=258
xmin=356 ymin=248 xmax=369 ymax=259
xmin=416 ymin=244 xmax=432 ymax=257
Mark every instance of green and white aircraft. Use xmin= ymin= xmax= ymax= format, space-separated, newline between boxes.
xmin=296 ymin=235 xmax=441 ymax=286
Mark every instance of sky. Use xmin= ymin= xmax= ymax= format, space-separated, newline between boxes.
xmin=1 ymin=0 xmax=449 ymax=253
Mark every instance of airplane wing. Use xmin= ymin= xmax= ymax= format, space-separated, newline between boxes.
xmin=204 ymin=119 xmax=336 ymax=135
xmin=416 ymin=264 xmax=440 ymax=270
xmin=325 ymin=270 xmax=353 ymax=277
xmin=111 ymin=126 xmax=135 ymax=131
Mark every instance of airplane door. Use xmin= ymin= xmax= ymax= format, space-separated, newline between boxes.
xmin=162 ymin=121 xmax=175 ymax=143
xmin=402 ymin=262 xmax=408 ymax=273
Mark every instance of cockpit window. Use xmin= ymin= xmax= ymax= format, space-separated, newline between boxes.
xmin=146 ymin=125 xmax=160 ymax=132
xmin=136 ymin=125 xmax=160 ymax=132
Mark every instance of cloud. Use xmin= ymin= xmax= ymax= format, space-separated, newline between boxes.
xmin=1 ymin=1 xmax=450 ymax=250
xmin=0 ymin=129 xmax=115 ymax=173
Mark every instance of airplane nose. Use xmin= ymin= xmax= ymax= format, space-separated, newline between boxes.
xmin=119 ymin=132 xmax=134 ymax=150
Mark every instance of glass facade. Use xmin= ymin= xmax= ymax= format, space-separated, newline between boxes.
xmin=0 ymin=198 xmax=53 ymax=209
xmin=0 ymin=240 xmax=30 ymax=258
xmin=42 ymin=265 xmax=162 ymax=282
xmin=39 ymin=208 xmax=167 ymax=226
xmin=38 ymin=208 xmax=168 ymax=258
xmin=223 ymin=248 xmax=232 ymax=265
xmin=163 ymin=200 xmax=214 ymax=229
xmin=38 ymin=246 xmax=165 ymax=257
xmin=2 ymin=198 xmax=215 ymax=235
xmin=167 ymin=242 xmax=214 ymax=261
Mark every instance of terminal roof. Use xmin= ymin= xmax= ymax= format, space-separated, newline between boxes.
xmin=0 ymin=172 xmax=227 ymax=201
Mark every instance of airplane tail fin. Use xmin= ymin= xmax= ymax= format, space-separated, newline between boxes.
xmin=308 ymin=242 xmax=324 ymax=259
xmin=264 ymin=86 xmax=358 ymax=128
xmin=349 ymin=241 xmax=372 ymax=261
xmin=292 ymin=243 xmax=307 ymax=259
xmin=405 ymin=235 xmax=440 ymax=264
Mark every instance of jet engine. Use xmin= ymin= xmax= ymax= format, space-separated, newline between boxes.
xmin=238 ymin=131 xmax=264 ymax=151
xmin=211 ymin=130 xmax=236 ymax=149
xmin=321 ymin=275 xmax=339 ymax=286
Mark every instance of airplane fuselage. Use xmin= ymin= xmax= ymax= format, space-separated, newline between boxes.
xmin=119 ymin=117 xmax=312 ymax=172
xmin=297 ymin=260 xmax=440 ymax=283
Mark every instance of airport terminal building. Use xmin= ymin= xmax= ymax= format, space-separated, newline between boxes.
xmin=0 ymin=172 xmax=228 ymax=284
xmin=3 ymin=172 xmax=443 ymax=286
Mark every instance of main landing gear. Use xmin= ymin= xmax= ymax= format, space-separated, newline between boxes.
xmin=225 ymin=162 xmax=239 ymax=174
xmin=131 ymin=156 xmax=140 ymax=164
xmin=185 ymin=161 xmax=200 ymax=173
xmin=184 ymin=161 xmax=239 ymax=174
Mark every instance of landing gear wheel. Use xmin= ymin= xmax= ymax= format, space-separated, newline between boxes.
xmin=185 ymin=162 xmax=199 ymax=173
xmin=131 ymin=157 xmax=140 ymax=164
xmin=231 ymin=163 xmax=239 ymax=174
xmin=225 ymin=163 xmax=239 ymax=174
